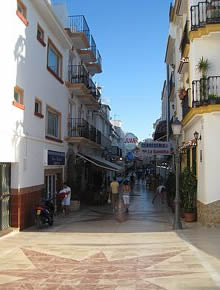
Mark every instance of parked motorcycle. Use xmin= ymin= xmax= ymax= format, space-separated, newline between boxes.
xmin=35 ymin=199 xmax=54 ymax=228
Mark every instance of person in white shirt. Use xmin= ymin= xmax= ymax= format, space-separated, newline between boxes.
xmin=59 ymin=183 xmax=71 ymax=215
xmin=152 ymin=185 xmax=166 ymax=204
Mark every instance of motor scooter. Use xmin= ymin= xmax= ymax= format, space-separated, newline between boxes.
xmin=35 ymin=199 xmax=54 ymax=228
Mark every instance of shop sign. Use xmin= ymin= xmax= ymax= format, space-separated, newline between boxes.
xmin=124 ymin=133 xmax=138 ymax=151
xmin=140 ymin=141 xmax=171 ymax=156
xmin=48 ymin=150 xmax=65 ymax=165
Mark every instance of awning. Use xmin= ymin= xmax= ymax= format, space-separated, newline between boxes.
xmin=76 ymin=153 xmax=123 ymax=172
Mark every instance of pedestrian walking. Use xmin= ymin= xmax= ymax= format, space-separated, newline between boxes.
xmin=122 ymin=178 xmax=131 ymax=213
xmin=58 ymin=183 xmax=71 ymax=215
xmin=110 ymin=177 xmax=119 ymax=213
xmin=145 ymin=174 xmax=150 ymax=189
xmin=152 ymin=185 xmax=167 ymax=204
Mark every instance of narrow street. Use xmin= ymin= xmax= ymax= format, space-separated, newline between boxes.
xmin=0 ymin=183 xmax=220 ymax=290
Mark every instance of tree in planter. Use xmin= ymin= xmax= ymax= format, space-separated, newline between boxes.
xmin=180 ymin=168 xmax=197 ymax=222
xmin=196 ymin=57 xmax=210 ymax=102
xmin=197 ymin=57 xmax=209 ymax=77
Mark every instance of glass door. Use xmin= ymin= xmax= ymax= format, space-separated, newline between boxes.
xmin=45 ymin=174 xmax=57 ymax=200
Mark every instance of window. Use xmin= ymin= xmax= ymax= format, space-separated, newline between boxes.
xmin=34 ymin=98 xmax=43 ymax=118
xmin=13 ymin=86 xmax=25 ymax=110
xmin=46 ymin=106 xmax=61 ymax=142
xmin=37 ymin=24 xmax=46 ymax=47
xmin=16 ymin=0 xmax=28 ymax=26
xmin=47 ymin=39 xmax=63 ymax=83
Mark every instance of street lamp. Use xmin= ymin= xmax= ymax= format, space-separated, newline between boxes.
xmin=171 ymin=117 xmax=182 ymax=230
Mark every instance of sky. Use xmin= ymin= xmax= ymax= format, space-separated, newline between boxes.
xmin=64 ymin=0 xmax=171 ymax=141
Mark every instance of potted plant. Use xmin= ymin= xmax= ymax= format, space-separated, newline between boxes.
xmin=180 ymin=168 xmax=197 ymax=222
xmin=178 ymin=88 xmax=187 ymax=100
xmin=196 ymin=57 xmax=210 ymax=101
xmin=196 ymin=57 xmax=209 ymax=78
xmin=208 ymin=94 xmax=218 ymax=104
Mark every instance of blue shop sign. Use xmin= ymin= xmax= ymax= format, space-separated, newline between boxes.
xmin=48 ymin=150 xmax=65 ymax=165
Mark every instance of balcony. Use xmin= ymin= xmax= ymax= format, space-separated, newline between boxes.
xmin=86 ymin=50 xmax=102 ymax=75
xmin=78 ymin=35 xmax=96 ymax=63
xmin=66 ymin=118 xmax=101 ymax=147
xmin=65 ymin=15 xmax=90 ymax=49
xmin=179 ymin=21 xmax=190 ymax=58
xmin=89 ymin=79 xmax=101 ymax=102
xmin=101 ymin=134 xmax=112 ymax=150
xmin=66 ymin=65 xmax=100 ymax=108
xmin=182 ymin=90 xmax=190 ymax=119
xmin=191 ymin=1 xmax=220 ymax=33
xmin=66 ymin=65 xmax=90 ymax=95
xmin=192 ymin=76 xmax=220 ymax=106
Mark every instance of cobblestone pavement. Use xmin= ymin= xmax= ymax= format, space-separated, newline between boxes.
xmin=1 ymin=182 xmax=220 ymax=289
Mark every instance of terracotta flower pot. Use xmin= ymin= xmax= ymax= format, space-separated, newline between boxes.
xmin=184 ymin=212 xmax=197 ymax=222
xmin=179 ymin=94 xmax=185 ymax=100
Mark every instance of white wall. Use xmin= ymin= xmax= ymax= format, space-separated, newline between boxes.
xmin=1 ymin=0 xmax=70 ymax=188
xmin=190 ymin=34 xmax=220 ymax=82
xmin=184 ymin=112 xmax=220 ymax=205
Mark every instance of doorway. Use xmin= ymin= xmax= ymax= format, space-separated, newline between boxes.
xmin=0 ymin=163 xmax=11 ymax=231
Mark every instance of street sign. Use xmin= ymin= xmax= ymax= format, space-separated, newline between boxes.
xmin=139 ymin=141 xmax=171 ymax=156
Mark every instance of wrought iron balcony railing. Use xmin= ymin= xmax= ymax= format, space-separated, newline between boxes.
xmin=89 ymin=124 xmax=97 ymax=143
xmin=89 ymin=79 xmax=101 ymax=101
xmin=96 ymin=50 xmax=102 ymax=67
xmin=101 ymin=134 xmax=112 ymax=150
xmin=191 ymin=1 xmax=220 ymax=31
xmin=90 ymin=35 xmax=96 ymax=59
xmin=96 ymin=130 xmax=102 ymax=145
xmin=192 ymin=76 xmax=220 ymax=106
xmin=68 ymin=118 xmax=103 ymax=145
xmin=68 ymin=15 xmax=90 ymax=45
xmin=68 ymin=118 xmax=89 ymax=139
xmin=68 ymin=65 xmax=89 ymax=88
xmin=179 ymin=21 xmax=189 ymax=57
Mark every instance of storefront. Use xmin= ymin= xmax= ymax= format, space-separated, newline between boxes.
xmin=44 ymin=150 xmax=65 ymax=212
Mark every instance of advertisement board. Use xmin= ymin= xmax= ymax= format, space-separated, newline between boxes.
xmin=124 ymin=133 xmax=138 ymax=152
xmin=139 ymin=141 xmax=171 ymax=156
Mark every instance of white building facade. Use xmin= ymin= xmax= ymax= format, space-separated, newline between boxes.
xmin=0 ymin=0 xmax=119 ymax=231
xmin=165 ymin=0 xmax=220 ymax=225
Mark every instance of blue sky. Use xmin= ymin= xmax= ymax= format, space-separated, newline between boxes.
xmin=65 ymin=0 xmax=171 ymax=141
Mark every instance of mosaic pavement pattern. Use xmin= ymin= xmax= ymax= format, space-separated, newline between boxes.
xmin=0 ymin=183 xmax=220 ymax=289
xmin=0 ymin=237 xmax=218 ymax=290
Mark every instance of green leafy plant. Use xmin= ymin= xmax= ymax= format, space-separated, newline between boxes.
xmin=196 ymin=57 xmax=209 ymax=77
xmin=180 ymin=168 xmax=197 ymax=213
xmin=208 ymin=94 xmax=219 ymax=100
